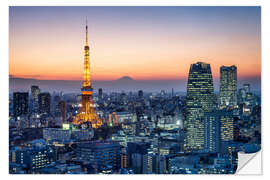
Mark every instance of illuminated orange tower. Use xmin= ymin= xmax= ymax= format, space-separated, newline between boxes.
xmin=73 ymin=21 xmax=103 ymax=128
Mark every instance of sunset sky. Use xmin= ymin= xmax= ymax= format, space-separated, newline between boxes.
xmin=9 ymin=6 xmax=261 ymax=82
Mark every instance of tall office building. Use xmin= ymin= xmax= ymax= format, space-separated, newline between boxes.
xmin=31 ymin=86 xmax=40 ymax=113
xmin=13 ymin=92 xmax=29 ymax=119
xmin=138 ymin=90 xmax=143 ymax=99
xmin=54 ymin=96 xmax=61 ymax=117
xmin=186 ymin=62 xmax=214 ymax=112
xmin=185 ymin=62 xmax=214 ymax=151
xmin=59 ymin=101 xmax=67 ymax=123
xmin=98 ymin=88 xmax=103 ymax=99
xmin=31 ymin=86 xmax=40 ymax=101
xmin=38 ymin=93 xmax=51 ymax=114
xmin=219 ymin=66 xmax=237 ymax=109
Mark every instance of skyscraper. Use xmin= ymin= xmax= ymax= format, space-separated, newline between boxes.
xmin=31 ymin=86 xmax=40 ymax=113
xmin=219 ymin=65 xmax=237 ymax=109
xmin=13 ymin=92 xmax=29 ymax=119
xmin=185 ymin=62 xmax=214 ymax=151
xmin=38 ymin=93 xmax=51 ymax=114
xmin=72 ymin=21 xmax=103 ymax=128
xmin=98 ymin=88 xmax=103 ymax=99
xmin=186 ymin=62 xmax=214 ymax=112
xmin=138 ymin=90 xmax=143 ymax=99
xmin=59 ymin=101 xmax=67 ymax=123
xmin=31 ymin=86 xmax=40 ymax=101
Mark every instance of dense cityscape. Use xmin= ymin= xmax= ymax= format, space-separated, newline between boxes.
xmin=9 ymin=10 xmax=261 ymax=174
xmin=9 ymin=65 xmax=261 ymax=174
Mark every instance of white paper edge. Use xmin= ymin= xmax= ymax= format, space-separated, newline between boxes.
xmin=236 ymin=150 xmax=262 ymax=175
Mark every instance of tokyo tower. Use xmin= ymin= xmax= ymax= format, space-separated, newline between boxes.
xmin=72 ymin=21 xmax=103 ymax=128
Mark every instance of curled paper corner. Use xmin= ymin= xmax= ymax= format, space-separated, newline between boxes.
xmin=236 ymin=150 xmax=262 ymax=175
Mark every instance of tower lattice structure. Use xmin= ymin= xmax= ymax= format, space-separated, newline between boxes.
xmin=73 ymin=22 xmax=103 ymax=128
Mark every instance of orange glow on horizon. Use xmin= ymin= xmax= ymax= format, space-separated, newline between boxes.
xmin=9 ymin=7 xmax=261 ymax=82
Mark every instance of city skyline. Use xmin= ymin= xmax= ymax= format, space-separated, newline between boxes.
xmin=9 ymin=6 xmax=261 ymax=174
xmin=9 ymin=6 xmax=261 ymax=84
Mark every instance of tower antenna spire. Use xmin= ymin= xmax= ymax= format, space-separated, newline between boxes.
xmin=85 ymin=17 xmax=88 ymax=46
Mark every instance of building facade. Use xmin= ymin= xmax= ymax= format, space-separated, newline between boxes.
xmin=76 ymin=141 xmax=120 ymax=171
xmin=204 ymin=112 xmax=220 ymax=153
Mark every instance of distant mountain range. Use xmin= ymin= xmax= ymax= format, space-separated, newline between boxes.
xmin=9 ymin=76 xmax=261 ymax=95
